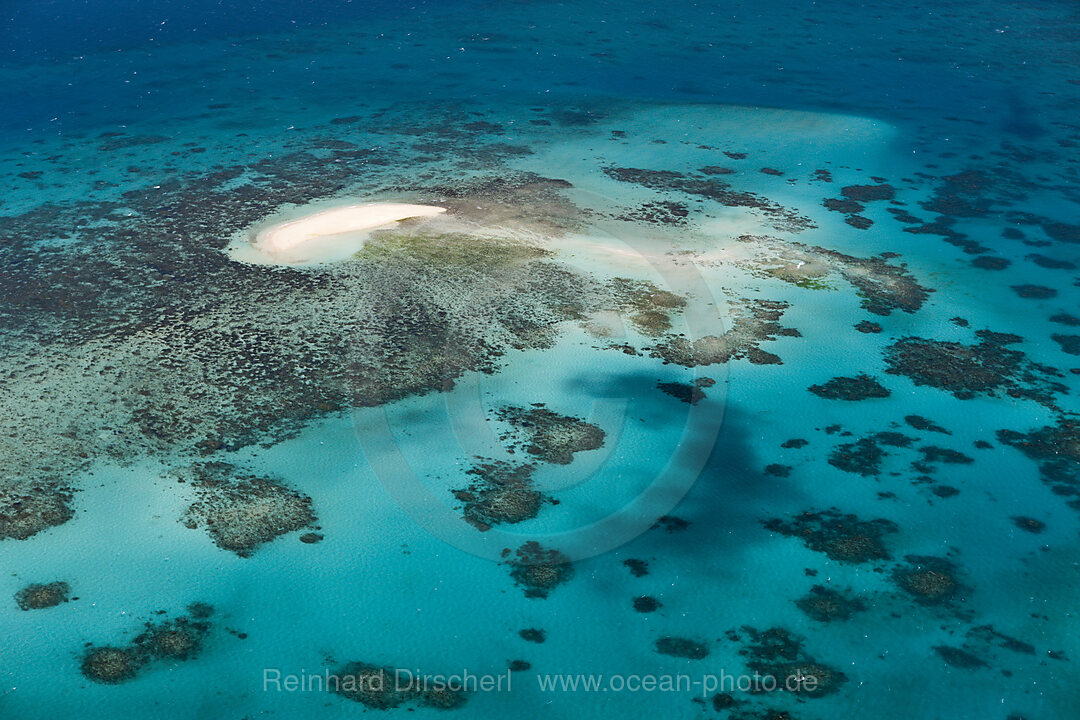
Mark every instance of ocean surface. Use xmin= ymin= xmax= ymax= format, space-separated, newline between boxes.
xmin=1 ymin=1 xmax=1078 ymax=718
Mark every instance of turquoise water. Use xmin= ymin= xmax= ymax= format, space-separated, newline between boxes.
xmin=1 ymin=2 xmax=1078 ymax=718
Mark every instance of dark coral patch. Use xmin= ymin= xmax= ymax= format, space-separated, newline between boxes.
xmin=453 ymin=460 xmax=546 ymax=530
xmin=508 ymin=541 xmax=574 ymax=598
xmin=1011 ymin=516 xmax=1046 ymax=534
xmin=1051 ymin=334 xmax=1080 ymax=355
xmin=842 ymin=184 xmax=895 ymax=202
xmin=1027 ymin=254 xmax=1076 ymax=270
xmin=808 ymin=375 xmax=890 ymax=401
xmin=14 ymin=581 xmax=70 ymax=610
xmin=934 ymin=646 xmax=988 ymax=669
xmin=81 ymin=606 xmax=213 ymax=684
xmin=823 ymin=197 xmax=864 ymax=214
xmin=763 ymin=509 xmax=897 ymax=563
xmin=997 ymin=419 xmax=1080 ymax=512
xmin=971 ymin=256 xmax=1011 ymax=270
xmin=892 ymin=555 xmax=965 ymax=606
xmin=1050 ymin=313 xmax=1080 ymax=326
xmin=854 ymin=320 xmax=882 ymax=334
xmin=331 ymin=661 xmax=466 ymax=710
xmin=519 ymin=628 xmax=546 ymax=643
xmin=650 ymin=299 xmax=795 ymax=366
xmin=655 ymin=637 xmax=709 ymax=659
xmin=81 ymin=647 xmax=142 ymax=685
xmin=764 ymin=464 xmax=792 ymax=478
xmin=904 ymin=415 xmax=951 ymax=434
xmin=884 ymin=331 xmax=1067 ymax=406
xmin=1011 ymin=284 xmax=1057 ymax=299
xmin=652 ymin=515 xmax=690 ymax=532
xmin=496 ymin=406 xmax=605 ymax=465
xmin=0 ymin=486 xmax=74 ymax=542
xmin=602 ymin=166 xmax=814 ymax=232
xmin=633 ymin=596 xmax=662 ymax=613
xmin=179 ymin=462 xmax=316 ymax=557
xmin=615 ymin=201 xmax=690 ymax=226
xmin=795 ymin=585 xmax=867 ymax=623
xmin=658 ymin=381 xmax=706 ymax=405
xmin=737 ymin=627 xmax=847 ymax=697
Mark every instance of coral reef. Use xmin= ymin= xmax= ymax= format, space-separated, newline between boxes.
xmin=655 ymin=637 xmax=709 ymax=659
xmin=794 ymin=585 xmax=867 ymax=623
xmin=508 ymin=541 xmax=574 ymax=598
xmin=904 ymin=415 xmax=951 ymax=434
xmin=614 ymin=201 xmax=690 ymax=226
xmin=884 ymin=330 xmax=1068 ymax=406
xmin=633 ymin=596 xmax=662 ymax=612
xmin=737 ymin=627 xmax=847 ymax=698
xmin=1052 ymin=334 xmax=1080 ymax=355
xmin=330 ymin=661 xmax=466 ymax=710
xmin=808 ymin=375 xmax=890 ymax=401
xmin=0 ymin=134 xmax=641 ymax=538
xmin=763 ymin=509 xmax=897 ymax=564
xmin=81 ymin=605 xmax=213 ymax=684
xmin=602 ymin=166 xmax=815 ymax=233
xmin=650 ymin=299 xmax=797 ymax=366
xmin=934 ymin=646 xmax=987 ymax=669
xmin=496 ymin=406 xmax=605 ymax=465
xmin=14 ymin=581 xmax=71 ymax=610
xmin=891 ymin=555 xmax=965 ymax=606
xmin=519 ymin=628 xmax=546 ymax=643
xmin=453 ymin=460 xmax=547 ymax=530
xmin=0 ymin=486 xmax=75 ymax=542
xmin=997 ymin=419 xmax=1080 ymax=512
xmin=657 ymin=381 xmax=706 ymax=405
xmin=732 ymin=235 xmax=931 ymax=315
xmin=81 ymin=648 xmax=142 ymax=685
xmin=1011 ymin=516 xmax=1046 ymax=533
xmin=179 ymin=462 xmax=316 ymax=556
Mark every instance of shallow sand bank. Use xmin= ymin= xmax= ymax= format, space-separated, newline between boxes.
xmin=230 ymin=202 xmax=446 ymax=265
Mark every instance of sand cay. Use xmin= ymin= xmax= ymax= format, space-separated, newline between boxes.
xmin=233 ymin=202 xmax=447 ymax=265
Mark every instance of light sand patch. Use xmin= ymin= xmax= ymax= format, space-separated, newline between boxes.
xmin=229 ymin=202 xmax=446 ymax=265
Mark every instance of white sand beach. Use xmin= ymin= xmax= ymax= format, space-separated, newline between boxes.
xmin=230 ymin=202 xmax=447 ymax=265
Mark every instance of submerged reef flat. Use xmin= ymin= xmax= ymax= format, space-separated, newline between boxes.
xmin=178 ymin=462 xmax=316 ymax=556
xmin=808 ymin=375 xmax=891 ymax=401
xmin=14 ymin=581 xmax=71 ymax=611
xmin=0 ymin=486 xmax=75 ymax=541
xmin=731 ymin=235 xmax=932 ymax=315
xmin=763 ymin=509 xmax=898 ymax=564
xmin=80 ymin=605 xmax=213 ymax=684
xmin=736 ymin=627 xmax=847 ymax=698
xmin=508 ymin=541 xmax=574 ymax=598
xmin=453 ymin=460 xmax=547 ymax=530
xmin=998 ymin=419 xmax=1080 ymax=513
xmin=891 ymin=555 xmax=967 ymax=607
xmin=603 ymin=166 xmax=816 ymax=233
xmin=884 ymin=331 xmax=1068 ymax=407
xmin=794 ymin=585 xmax=867 ymax=623
xmin=650 ymin=299 xmax=797 ymax=366
xmin=0 ymin=145 xmax=656 ymax=537
xmin=495 ymin=405 xmax=606 ymax=465
xmin=655 ymin=637 xmax=709 ymax=660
